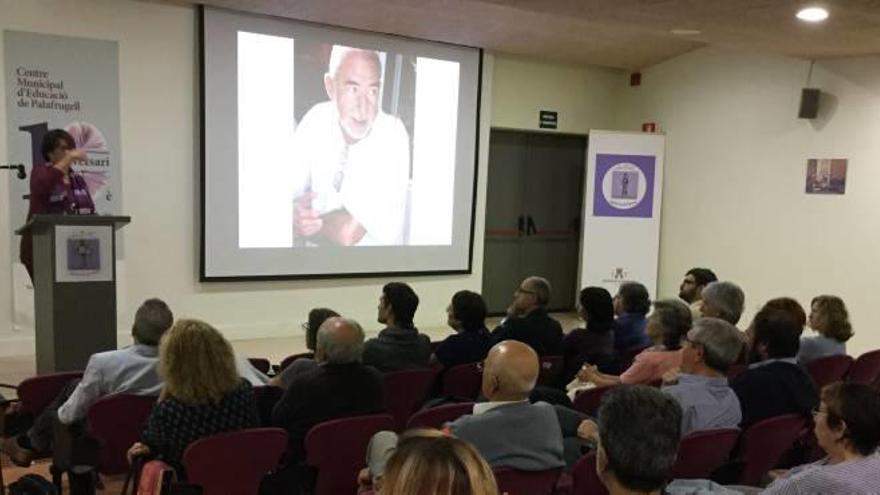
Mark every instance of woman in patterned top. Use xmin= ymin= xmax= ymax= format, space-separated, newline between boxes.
xmin=126 ymin=319 xmax=258 ymax=471
xmin=764 ymin=382 xmax=880 ymax=494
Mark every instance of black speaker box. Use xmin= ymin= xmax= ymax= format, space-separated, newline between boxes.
xmin=798 ymin=88 xmax=821 ymax=119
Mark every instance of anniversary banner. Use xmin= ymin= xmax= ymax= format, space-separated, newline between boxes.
xmin=4 ymin=30 xmax=122 ymax=265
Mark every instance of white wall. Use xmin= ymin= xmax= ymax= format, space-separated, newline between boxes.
xmin=0 ymin=0 xmax=494 ymax=355
xmin=616 ymin=47 xmax=880 ymax=356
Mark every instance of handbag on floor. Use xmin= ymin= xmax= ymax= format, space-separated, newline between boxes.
xmin=7 ymin=474 xmax=58 ymax=495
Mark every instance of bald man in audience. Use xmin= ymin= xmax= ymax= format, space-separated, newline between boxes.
xmin=447 ymin=340 xmax=565 ymax=470
xmin=491 ymin=276 xmax=563 ymax=355
xmin=271 ymin=317 xmax=384 ymax=491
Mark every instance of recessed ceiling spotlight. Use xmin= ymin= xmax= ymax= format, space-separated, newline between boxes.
xmin=796 ymin=6 xmax=829 ymax=22
xmin=671 ymin=29 xmax=702 ymax=36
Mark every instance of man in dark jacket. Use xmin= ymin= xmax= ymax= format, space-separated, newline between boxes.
xmin=491 ymin=276 xmax=563 ymax=356
xmin=730 ymin=303 xmax=818 ymax=427
xmin=362 ymin=282 xmax=432 ymax=372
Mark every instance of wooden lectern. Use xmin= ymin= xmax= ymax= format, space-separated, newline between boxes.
xmin=16 ymin=214 xmax=130 ymax=373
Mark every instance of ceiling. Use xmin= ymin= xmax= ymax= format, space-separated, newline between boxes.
xmin=155 ymin=0 xmax=880 ymax=69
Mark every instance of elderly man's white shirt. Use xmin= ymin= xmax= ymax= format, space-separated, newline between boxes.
xmin=291 ymin=101 xmax=410 ymax=246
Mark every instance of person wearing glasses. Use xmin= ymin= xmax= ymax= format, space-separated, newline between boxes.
xmin=270 ymin=307 xmax=340 ymax=390
xmin=661 ymin=317 xmax=743 ymax=435
xmin=763 ymin=382 xmax=880 ymax=494
xmin=491 ymin=276 xmax=563 ymax=356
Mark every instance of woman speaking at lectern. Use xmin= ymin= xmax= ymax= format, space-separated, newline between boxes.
xmin=19 ymin=129 xmax=95 ymax=279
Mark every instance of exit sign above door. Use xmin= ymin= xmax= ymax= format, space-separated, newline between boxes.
xmin=539 ymin=110 xmax=558 ymax=129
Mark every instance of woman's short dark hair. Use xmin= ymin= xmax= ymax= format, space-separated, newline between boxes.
xmin=451 ymin=291 xmax=487 ymax=332
xmin=40 ymin=129 xmax=76 ymax=162
xmin=650 ymin=299 xmax=692 ymax=350
xmin=598 ymin=385 xmax=682 ymax=492
xmin=618 ymin=282 xmax=651 ymax=316
xmin=305 ymin=307 xmax=339 ymax=351
xmin=752 ymin=305 xmax=804 ymax=359
xmin=579 ymin=287 xmax=614 ymax=332
xmin=383 ymin=282 xmax=419 ymax=329
xmin=821 ymin=382 xmax=880 ymax=456
xmin=811 ymin=295 xmax=853 ymax=343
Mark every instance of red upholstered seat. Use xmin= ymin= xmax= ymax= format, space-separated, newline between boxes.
xmin=848 ymin=349 xmax=880 ymax=385
xmin=572 ymin=385 xmax=615 ymax=417
xmin=671 ymin=428 xmax=740 ymax=479
xmin=405 ymin=402 xmax=474 ymax=430
xmin=805 ymin=354 xmax=853 ymax=389
xmin=738 ymin=414 xmax=808 ymax=486
xmin=384 ymin=368 xmax=440 ymax=431
xmin=87 ymin=394 xmax=157 ymax=475
xmin=183 ymin=428 xmax=287 ymax=495
xmin=305 ymin=413 xmax=395 ymax=495
xmin=493 ymin=466 xmax=563 ymax=495
xmin=441 ymin=362 xmax=482 ymax=400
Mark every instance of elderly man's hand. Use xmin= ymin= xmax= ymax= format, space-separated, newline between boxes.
xmin=662 ymin=367 xmax=680 ymax=385
xmin=577 ymin=364 xmax=598 ymax=383
xmin=293 ymin=192 xmax=323 ymax=237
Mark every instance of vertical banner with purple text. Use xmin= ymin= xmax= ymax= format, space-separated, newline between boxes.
xmin=579 ymin=130 xmax=664 ymax=300
xmin=4 ymin=30 xmax=121 ymax=333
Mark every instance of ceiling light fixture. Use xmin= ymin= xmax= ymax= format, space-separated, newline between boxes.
xmin=796 ymin=6 xmax=829 ymax=22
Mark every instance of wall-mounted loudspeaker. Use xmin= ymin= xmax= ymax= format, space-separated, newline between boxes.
xmin=798 ymin=88 xmax=820 ymax=119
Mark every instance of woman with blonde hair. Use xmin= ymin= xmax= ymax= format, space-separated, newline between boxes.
xmin=799 ymin=295 xmax=853 ymax=364
xmin=127 ymin=319 xmax=258 ymax=469
xmin=362 ymin=428 xmax=498 ymax=495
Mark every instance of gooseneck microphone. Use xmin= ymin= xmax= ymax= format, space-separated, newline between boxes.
xmin=0 ymin=164 xmax=27 ymax=179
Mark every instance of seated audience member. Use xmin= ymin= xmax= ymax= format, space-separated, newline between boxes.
xmin=581 ymin=385 xmax=683 ymax=495
xmin=360 ymin=429 xmax=498 ymax=495
xmin=0 ymin=298 xmax=173 ymax=466
xmin=269 ymin=307 xmax=339 ymax=389
xmin=798 ymin=295 xmax=853 ymax=364
xmin=273 ymin=317 xmax=384 ymax=466
xmin=126 ymin=319 xmax=258 ymax=469
xmin=679 ymin=267 xmax=718 ymax=319
xmin=432 ymin=291 xmax=493 ymax=368
xmin=578 ymin=299 xmax=690 ymax=387
xmin=492 ymin=276 xmax=563 ymax=355
xmin=662 ymin=317 xmax=742 ymax=435
xmin=763 ymin=382 xmax=880 ymax=494
xmin=699 ymin=281 xmax=745 ymax=327
xmin=363 ymin=282 xmax=432 ymax=372
xmin=446 ymin=340 xmax=565 ymax=470
xmin=611 ymin=282 xmax=652 ymax=353
xmin=731 ymin=301 xmax=818 ymax=427
xmin=560 ymin=287 xmax=616 ymax=384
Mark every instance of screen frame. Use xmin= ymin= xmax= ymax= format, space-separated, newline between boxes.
xmin=198 ymin=5 xmax=483 ymax=282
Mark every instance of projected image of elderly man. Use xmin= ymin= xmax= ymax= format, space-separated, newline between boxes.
xmin=291 ymin=45 xmax=410 ymax=247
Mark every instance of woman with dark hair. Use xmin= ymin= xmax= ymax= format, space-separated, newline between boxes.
xmin=19 ymin=129 xmax=95 ymax=278
xmin=559 ymin=287 xmax=616 ymax=384
xmin=432 ymin=291 xmax=493 ymax=368
xmin=764 ymin=382 xmax=880 ymax=493
xmin=798 ymin=295 xmax=853 ymax=364
xmin=270 ymin=307 xmax=340 ymax=389
xmin=577 ymin=299 xmax=691 ymax=387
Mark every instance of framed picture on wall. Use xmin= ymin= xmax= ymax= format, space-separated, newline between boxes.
xmin=805 ymin=158 xmax=847 ymax=195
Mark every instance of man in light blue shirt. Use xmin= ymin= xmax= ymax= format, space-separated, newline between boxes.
xmin=663 ymin=317 xmax=743 ymax=436
xmin=1 ymin=298 xmax=172 ymax=466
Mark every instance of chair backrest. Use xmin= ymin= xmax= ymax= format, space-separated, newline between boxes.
xmin=384 ymin=368 xmax=440 ymax=431
xmin=805 ymin=354 xmax=854 ymax=389
xmin=738 ymin=414 xmax=808 ymax=486
xmin=671 ymin=428 xmax=740 ymax=479
xmin=441 ymin=362 xmax=482 ymax=400
xmin=247 ymin=358 xmax=271 ymax=374
xmin=279 ymin=352 xmax=315 ymax=371
xmin=726 ymin=364 xmax=748 ymax=381
xmin=183 ymin=427 xmax=287 ymax=495
xmin=17 ymin=371 xmax=84 ymax=415
xmin=537 ymin=356 xmax=563 ymax=386
xmin=406 ymin=402 xmax=474 ymax=430
xmin=571 ymin=452 xmax=608 ymax=495
xmin=252 ymin=385 xmax=283 ymax=427
xmin=305 ymin=413 xmax=396 ymax=495
xmin=87 ymin=394 xmax=157 ymax=475
xmin=848 ymin=349 xmax=880 ymax=385
xmin=493 ymin=467 xmax=562 ymax=495
xmin=572 ymin=385 xmax=615 ymax=417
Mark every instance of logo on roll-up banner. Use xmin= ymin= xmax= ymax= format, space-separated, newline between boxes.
xmin=593 ymin=154 xmax=655 ymax=218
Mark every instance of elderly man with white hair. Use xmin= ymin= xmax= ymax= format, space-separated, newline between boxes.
xmin=291 ymin=45 xmax=410 ymax=246
xmin=699 ymin=281 xmax=745 ymax=326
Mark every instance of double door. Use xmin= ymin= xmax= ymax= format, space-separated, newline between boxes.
xmin=482 ymin=130 xmax=586 ymax=314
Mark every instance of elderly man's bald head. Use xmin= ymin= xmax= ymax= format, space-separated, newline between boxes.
xmin=482 ymin=340 xmax=539 ymax=401
xmin=315 ymin=316 xmax=365 ymax=364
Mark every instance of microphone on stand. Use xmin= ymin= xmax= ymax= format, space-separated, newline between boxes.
xmin=0 ymin=164 xmax=27 ymax=179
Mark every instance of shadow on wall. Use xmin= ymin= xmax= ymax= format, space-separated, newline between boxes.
xmin=809 ymin=91 xmax=839 ymax=132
